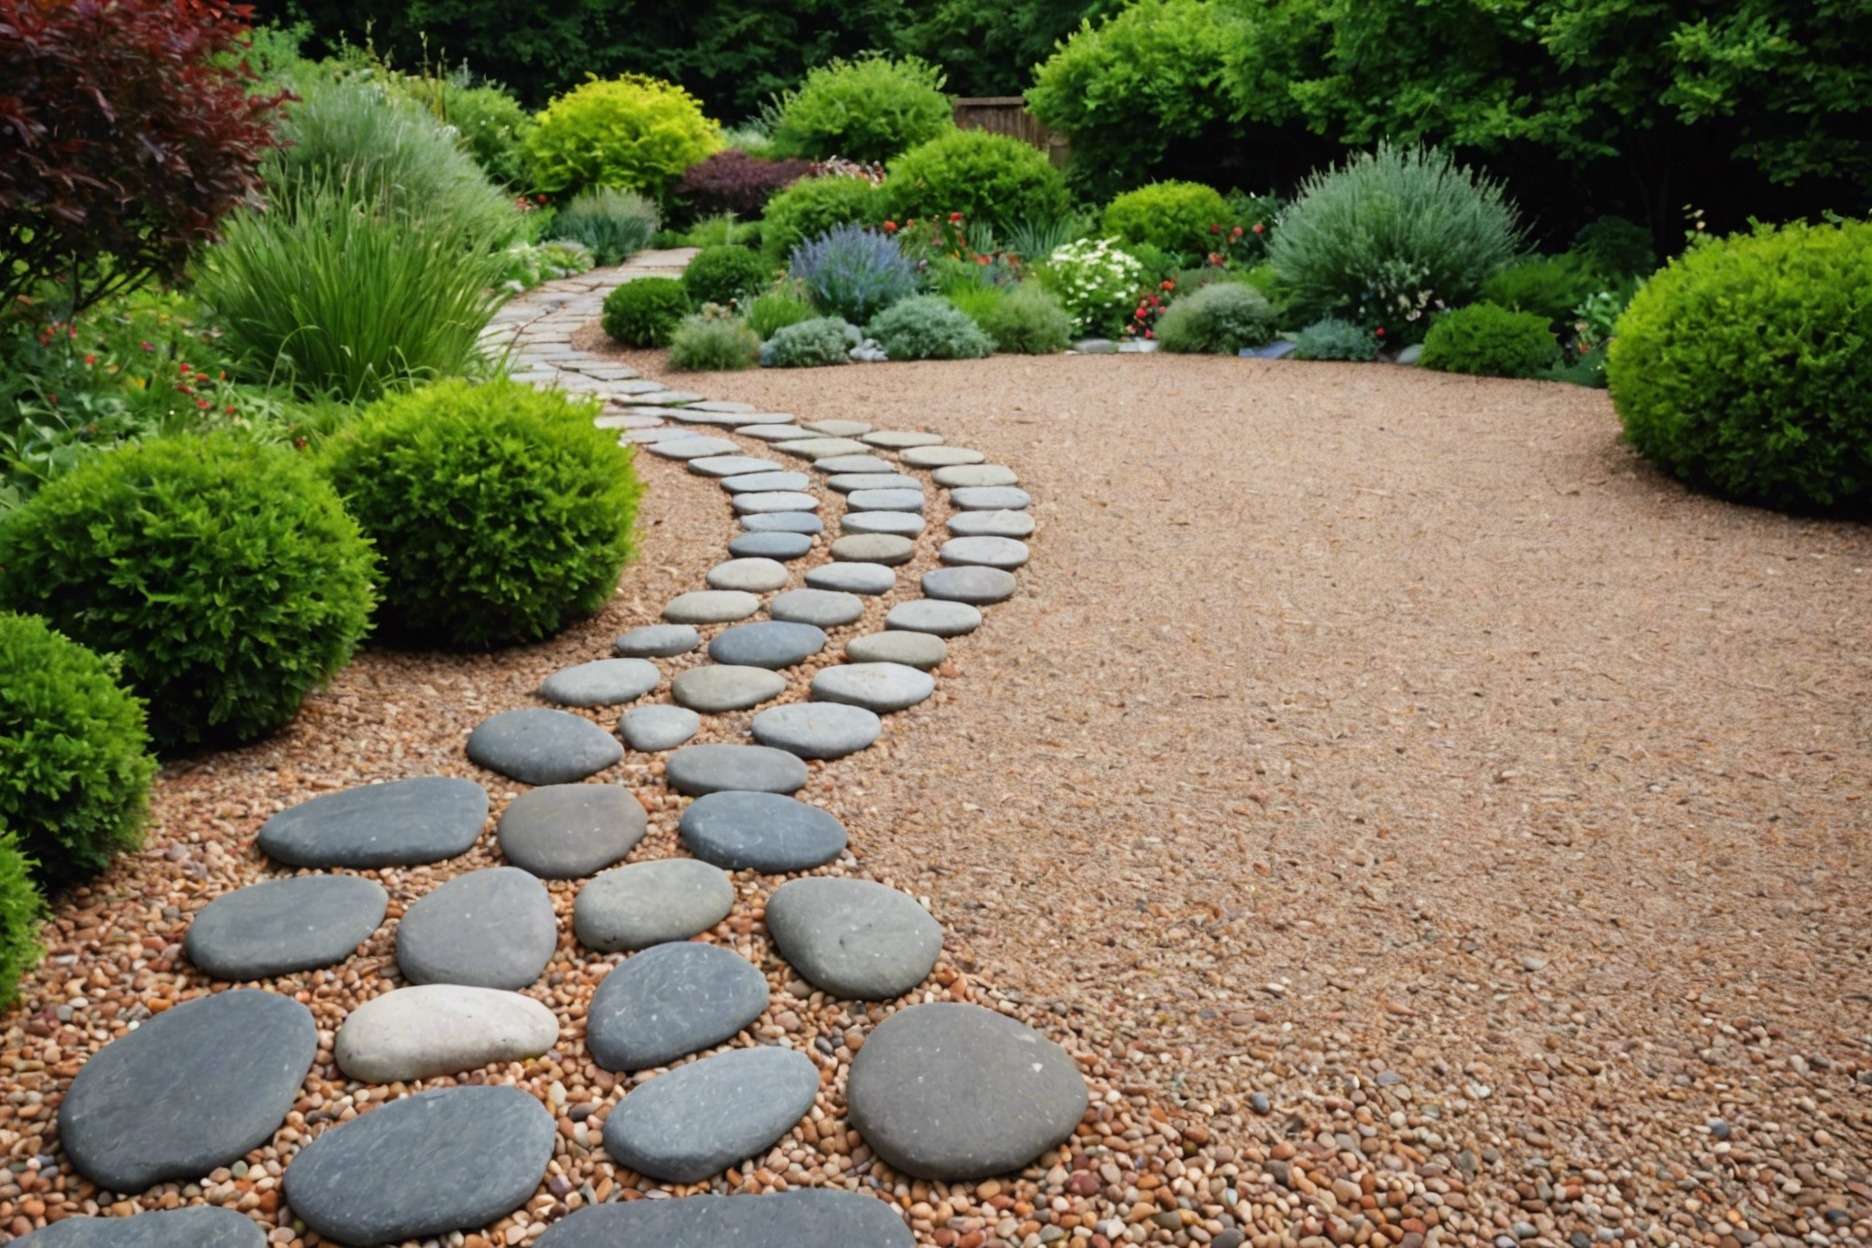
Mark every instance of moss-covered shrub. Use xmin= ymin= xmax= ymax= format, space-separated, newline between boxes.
xmin=1607 ymin=220 xmax=1872 ymax=510
xmin=867 ymin=295 xmax=994 ymax=361
xmin=761 ymin=175 xmax=883 ymax=263
xmin=667 ymin=315 xmax=762 ymax=371
xmin=1156 ymin=282 xmax=1276 ymax=354
xmin=745 ymin=284 xmax=819 ymax=339
xmin=323 ymin=379 xmax=640 ymax=646
xmin=0 ymin=831 xmax=44 ymax=1009
xmin=980 ymin=283 xmax=1074 ymax=354
xmin=0 ymin=614 xmax=156 ymax=887
xmin=761 ymin=317 xmax=859 ymax=367
xmin=1292 ymin=317 xmax=1380 ymax=362
xmin=602 ymin=277 xmax=691 ymax=347
xmin=771 ymin=55 xmax=953 ymax=163
xmin=1482 ymin=255 xmax=1601 ymax=324
xmin=0 ymin=434 xmax=375 ymax=748
xmin=1419 ymin=302 xmax=1560 ymax=378
xmin=1101 ymin=182 xmax=1231 ymax=257
xmin=526 ymin=75 xmax=720 ymax=195
xmin=881 ymin=130 xmax=1071 ymax=234
xmin=682 ymin=245 xmax=773 ymax=306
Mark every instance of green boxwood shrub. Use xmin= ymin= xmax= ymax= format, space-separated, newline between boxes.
xmin=0 ymin=830 xmax=44 ymax=1009
xmin=867 ymin=295 xmax=994 ymax=361
xmin=1419 ymin=302 xmax=1560 ymax=378
xmin=881 ymin=130 xmax=1071 ymax=234
xmin=683 ymin=245 xmax=774 ymax=306
xmin=980 ymin=284 xmax=1074 ymax=354
xmin=761 ymin=317 xmax=859 ymax=367
xmin=1607 ymin=220 xmax=1872 ymax=510
xmin=1292 ymin=317 xmax=1380 ymax=362
xmin=667 ymin=316 xmax=762 ymax=371
xmin=1157 ymin=282 xmax=1276 ymax=354
xmin=770 ymin=54 xmax=953 ymax=164
xmin=1102 ymin=182 xmax=1231 ymax=258
xmin=526 ymin=75 xmax=721 ymax=195
xmin=0 ymin=434 xmax=376 ymax=749
xmin=760 ymin=175 xmax=883 ymax=263
xmin=745 ymin=284 xmax=818 ymax=338
xmin=322 ymin=379 xmax=641 ymax=646
xmin=602 ymin=277 xmax=692 ymax=347
xmin=1482 ymin=255 xmax=1602 ymax=324
xmin=550 ymin=188 xmax=659 ymax=265
xmin=0 ymin=614 xmax=156 ymax=887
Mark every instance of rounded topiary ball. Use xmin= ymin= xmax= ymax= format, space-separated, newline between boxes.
xmin=0 ymin=613 xmax=156 ymax=886
xmin=1419 ymin=302 xmax=1560 ymax=379
xmin=0 ymin=434 xmax=377 ymax=750
xmin=1102 ymin=181 xmax=1231 ymax=256
xmin=0 ymin=829 xmax=46 ymax=1008
xmin=322 ymin=378 xmax=641 ymax=646
xmin=682 ymin=245 xmax=773 ymax=306
xmin=881 ymin=130 xmax=1071 ymax=234
xmin=603 ymin=277 xmax=691 ymax=347
xmin=1608 ymin=219 xmax=1872 ymax=510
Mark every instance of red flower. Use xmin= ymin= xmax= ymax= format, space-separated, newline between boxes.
xmin=1252 ymin=222 xmax=1265 ymax=235
xmin=1375 ymin=326 xmax=1386 ymax=338
xmin=225 ymin=404 xmax=236 ymax=414
xmin=1144 ymin=329 xmax=1154 ymax=339
xmin=1160 ymin=279 xmax=1174 ymax=291
xmin=948 ymin=211 xmax=963 ymax=223
xmin=196 ymin=398 xmax=211 ymax=409
xmin=178 ymin=361 xmax=191 ymax=374
xmin=535 ymin=194 xmax=549 ymax=203
xmin=140 ymin=340 xmax=154 ymax=352
xmin=883 ymin=220 xmax=898 ymax=233
xmin=1210 ymin=223 xmax=1222 ymax=235
xmin=83 ymin=353 xmax=96 ymax=365
xmin=1231 ymin=225 xmax=1244 ymax=239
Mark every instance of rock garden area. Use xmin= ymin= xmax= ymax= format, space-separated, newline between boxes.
xmin=3 ymin=4 xmax=1871 ymax=1248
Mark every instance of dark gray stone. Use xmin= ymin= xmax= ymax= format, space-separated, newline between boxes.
xmin=845 ymin=488 xmax=924 ymax=513
xmin=498 ymin=784 xmax=647 ymax=878
xmin=587 ymin=943 xmax=769 ymax=1071
xmin=536 ymin=1191 xmax=912 ymax=1248
xmin=845 ymin=631 xmax=947 ymax=669
xmin=921 ymin=566 xmax=1018 ymax=605
xmin=614 ymin=623 xmax=700 ymax=658
xmin=741 ymin=511 xmax=824 ymax=535
xmin=708 ymin=621 xmax=827 ymax=669
xmin=574 ymin=859 xmax=734 ymax=952
xmin=672 ymin=665 xmax=788 ymax=713
xmin=806 ymin=562 xmax=895 ymax=595
xmin=619 ymin=705 xmax=700 ymax=752
xmin=728 ymin=531 xmax=814 ymax=560
xmin=602 ymin=1047 xmax=819 ymax=1183
xmin=58 ymin=990 xmax=316 ymax=1192
xmin=679 ymin=792 xmax=847 ymax=872
xmin=258 ymin=777 xmax=487 ymax=869
xmin=846 ymin=1003 xmax=1089 ymax=1180
xmin=283 ymin=1086 xmax=553 ymax=1246
xmin=538 ymin=658 xmax=660 ymax=707
xmin=396 ymin=867 xmax=556 ymax=990
xmin=765 ymin=878 xmax=942 ymax=1000
xmin=950 ymin=486 xmax=1032 ymax=511
xmin=810 ymin=662 xmax=934 ymax=713
xmin=185 ymin=875 xmax=387 ymax=980
xmin=841 ymin=510 xmax=924 ymax=537
xmin=467 ymin=708 xmax=623 ymax=785
xmin=16 ymin=1209 xmax=263 ymax=1248
xmin=768 ymin=588 xmax=864 ymax=628
xmin=751 ymin=702 xmax=882 ymax=759
xmin=664 ymin=744 xmax=808 ymax=796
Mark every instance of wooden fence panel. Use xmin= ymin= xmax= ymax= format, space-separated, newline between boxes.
xmin=951 ymin=97 xmax=1070 ymax=169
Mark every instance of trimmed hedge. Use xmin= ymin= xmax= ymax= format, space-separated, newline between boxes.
xmin=682 ymin=245 xmax=773 ymax=306
xmin=1419 ymin=302 xmax=1560 ymax=378
xmin=603 ymin=277 xmax=691 ymax=347
xmin=1101 ymin=182 xmax=1231 ymax=257
xmin=880 ymin=130 xmax=1071 ymax=234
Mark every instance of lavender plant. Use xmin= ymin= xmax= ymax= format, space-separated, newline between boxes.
xmin=789 ymin=224 xmax=920 ymax=325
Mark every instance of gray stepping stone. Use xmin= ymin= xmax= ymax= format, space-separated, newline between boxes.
xmin=803 ymin=418 xmax=873 ymax=436
xmin=673 ymin=410 xmax=791 ymax=428
xmin=846 ymin=631 xmax=947 ymax=669
xmin=616 ymin=623 xmax=700 ymax=657
xmin=769 ymin=588 xmax=864 ymax=627
xmin=258 ymin=777 xmax=488 ymax=868
xmin=58 ymin=990 xmax=316 ymax=1192
xmin=688 ymin=454 xmax=781 ymax=478
xmin=923 ymin=566 xmax=1018 ymax=605
xmin=901 ymin=445 xmax=984 ymax=467
xmin=665 ymin=744 xmax=808 ymax=796
xmin=806 ymin=562 xmax=895 ymax=594
xmin=952 ymin=485 xmax=1033 ymax=511
xmin=185 ymin=875 xmax=387 ymax=980
xmin=728 ymin=530 xmax=814 ymax=560
xmin=664 ymin=589 xmax=761 ymax=623
xmin=283 ymin=1086 xmax=554 ymax=1245
xmin=732 ymin=490 xmax=820 ymax=515
xmin=574 ymin=859 xmax=734 ymax=952
xmin=539 ymin=657 xmax=660 ymax=707
xmin=862 ymin=429 xmax=944 ymax=449
xmin=646 ymin=436 xmax=738 ymax=460
xmin=536 ymin=1190 xmax=912 ymax=1248
xmin=685 ymin=399 xmax=755 ymax=413
xmin=602 ymin=1047 xmax=818 ymax=1183
xmin=706 ymin=556 xmax=791 ymax=592
xmin=751 ymin=702 xmax=882 ymax=760
xmin=886 ymin=599 xmax=982 ymax=637
xmin=813 ymin=454 xmax=895 ymax=474
xmin=620 ymin=704 xmax=701 ymax=752
xmin=826 ymin=472 xmax=921 ymax=493
xmin=842 ymin=510 xmax=924 ymax=536
xmin=737 ymin=424 xmax=809 ymax=442
xmin=467 ymin=708 xmax=623 ymax=785
xmin=939 ymin=536 xmax=1031 ymax=569
xmin=742 ymin=511 xmax=824 ymax=535
xmin=775 ymin=436 xmax=868 ymax=459
xmin=720 ymin=470 xmax=810 ymax=493
xmin=811 ymin=662 xmax=934 ymax=713
xmin=17 ymin=1208 xmax=264 ymax=1247
xmin=846 ymin=1002 xmax=1089 ymax=1180
xmin=637 ymin=389 xmax=702 ymax=404
xmin=831 ymin=534 xmax=915 ymax=565
xmin=587 ymin=942 xmax=769 ymax=1071
xmin=679 ymin=792 xmax=847 ymax=872
xmin=672 ymin=664 xmax=788 ymax=713
xmin=498 ymin=783 xmax=647 ymax=878
xmin=933 ymin=463 xmax=1018 ymax=488
xmin=334 ymin=985 xmax=558 ymax=1082
xmin=620 ymin=427 xmax=684 ymax=444
xmin=948 ymin=508 xmax=1035 ymax=538
xmin=708 ymin=621 xmax=827 ymax=669
xmin=396 ymin=866 xmax=556 ymax=990
xmin=846 ymin=488 xmax=924 ymax=512
xmin=765 ymin=878 xmax=943 ymax=999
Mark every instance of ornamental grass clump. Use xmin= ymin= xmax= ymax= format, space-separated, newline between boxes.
xmin=1156 ymin=282 xmax=1276 ymax=354
xmin=761 ymin=317 xmax=859 ymax=367
xmin=790 ymin=224 xmax=920 ymax=324
xmin=550 ymin=188 xmax=659 ymax=265
xmin=745 ymin=283 xmax=818 ymax=338
xmin=1040 ymin=238 xmax=1145 ymax=337
xmin=866 ymin=295 xmax=993 ymax=361
xmin=979 ymin=284 xmax=1073 ymax=354
xmin=667 ymin=315 xmax=761 ymax=371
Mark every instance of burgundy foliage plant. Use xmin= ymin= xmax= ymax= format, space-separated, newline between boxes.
xmin=674 ymin=150 xmax=812 ymax=220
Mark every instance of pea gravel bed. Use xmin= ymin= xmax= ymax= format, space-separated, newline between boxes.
xmin=582 ymin=332 xmax=1872 ymax=1248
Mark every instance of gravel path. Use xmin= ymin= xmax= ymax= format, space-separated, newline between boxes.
xmin=581 ymin=341 xmax=1872 ymax=1247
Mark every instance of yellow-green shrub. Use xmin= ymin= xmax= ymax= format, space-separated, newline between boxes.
xmin=526 ymin=75 xmax=721 ymax=195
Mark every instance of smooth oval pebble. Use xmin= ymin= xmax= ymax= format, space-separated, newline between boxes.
xmin=620 ymin=704 xmax=700 ymax=752
xmin=825 ymin=472 xmax=920 ymax=493
xmin=334 ymin=985 xmax=558 ymax=1082
xmin=885 ymin=599 xmax=983 ymax=637
xmin=708 ymin=620 xmax=827 ymax=669
xmin=765 ymin=877 xmax=943 ymax=999
xmin=602 ymin=1047 xmax=819 ymax=1184
xmin=467 ymin=708 xmax=623 ymax=785
xmin=679 ymin=791 xmax=847 ymax=872
xmin=951 ymin=485 xmax=1032 ymax=511
xmin=538 ymin=657 xmax=660 ymax=707
xmin=775 ymin=436 xmax=868 ymax=459
xmin=845 ymin=631 xmax=947 ymax=669
xmin=732 ymin=491 xmax=820 ymax=515
xmin=802 ymin=418 xmax=872 ymax=435
xmin=615 ymin=623 xmax=700 ymax=657
xmin=646 ymin=436 xmax=737 ymax=459
xmin=831 ymin=534 xmax=915 ymax=565
xmin=497 ymin=783 xmax=647 ymax=878
xmin=16 ymin=1208 xmax=264 ymax=1248
xmin=396 ymin=866 xmax=556 ymax=990
xmin=664 ymin=590 xmax=762 ymax=624
xmin=741 ymin=511 xmax=824 ymax=534
xmin=812 ymin=454 xmax=896 ymax=474
xmin=933 ymin=463 xmax=1018 ymax=488
xmin=947 ymin=508 xmax=1035 ymax=538
xmin=535 ymin=1189 xmax=913 ymax=1248
xmin=720 ymin=470 xmax=810 ymax=494
xmin=687 ymin=454 xmax=780 ymax=478
xmin=671 ymin=664 xmax=788 ymax=713
xmin=922 ymin=565 xmax=1018 ymax=605
xmin=665 ymin=744 xmax=808 ymax=796
xmin=811 ymin=662 xmax=935 ymax=713
xmin=728 ymin=530 xmax=814 ymax=560
xmin=737 ymin=424 xmax=808 ymax=442
xmin=587 ymin=942 xmax=769 ymax=1071
xmin=185 ymin=875 xmax=388 ymax=981
xmin=861 ymin=429 xmax=944 ymax=449
xmin=706 ymin=557 xmax=791 ymax=592
xmin=901 ymin=445 xmax=984 ymax=467
xmin=806 ymin=562 xmax=895 ymax=594
xmin=841 ymin=510 xmax=924 ymax=536
xmin=750 ymin=701 xmax=883 ymax=759
xmin=283 ymin=1086 xmax=554 ymax=1245
xmin=769 ymin=588 xmax=864 ymax=627
xmin=574 ymin=858 xmax=734 ymax=952
xmin=939 ymin=535 xmax=1030 ymax=569
xmin=846 ymin=488 xmax=924 ymax=512
xmin=258 ymin=776 xmax=487 ymax=869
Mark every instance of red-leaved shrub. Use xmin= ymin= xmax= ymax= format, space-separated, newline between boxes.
xmin=0 ymin=0 xmax=286 ymax=315
xmin=675 ymin=150 xmax=813 ymax=220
